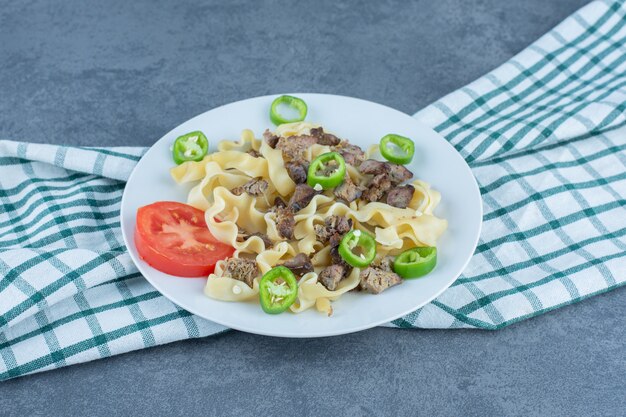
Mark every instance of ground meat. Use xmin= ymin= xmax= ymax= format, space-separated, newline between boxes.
xmin=358 ymin=159 xmax=388 ymax=175
xmin=276 ymin=135 xmax=317 ymax=161
xmin=247 ymin=149 xmax=262 ymax=158
xmin=318 ymin=264 xmax=348 ymax=291
xmin=263 ymin=129 xmax=279 ymax=148
xmin=361 ymin=173 xmax=392 ymax=202
xmin=281 ymin=253 xmax=314 ymax=277
xmin=231 ymin=177 xmax=268 ymax=197
xmin=310 ymin=127 xmax=341 ymax=146
xmin=335 ymin=141 xmax=366 ymax=167
xmin=288 ymin=184 xmax=318 ymax=212
xmin=334 ymin=175 xmax=362 ymax=203
xmin=274 ymin=206 xmax=295 ymax=239
xmin=371 ymin=256 xmax=395 ymax=272
xmin=386 ymin=185 xmax=415 ymax=208
xmin=223 ymin=258 xmax=259 ymax=288
xmin=285 ymin=161 xmax=308 ymax=184
xmin=387 ymin=164 xmax=413 ymax=184
xmin=359 ymin=267 xmax=402 ymax=294
xmin=314 ymin=215 xmax=352 ymax=243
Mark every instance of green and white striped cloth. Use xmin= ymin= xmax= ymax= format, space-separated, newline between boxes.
xmin=1 ymin=0 xmax=625 ymax=380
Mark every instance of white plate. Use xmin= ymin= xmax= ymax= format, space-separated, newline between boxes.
xmin=120 ymin=93 xmax=482 ymax=337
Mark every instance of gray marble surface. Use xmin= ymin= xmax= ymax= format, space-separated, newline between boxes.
xmin=2 ymin=0 xmax=625 ymax=416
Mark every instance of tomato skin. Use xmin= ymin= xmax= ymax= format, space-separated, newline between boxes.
xmin=134 ymin=201 xmax=234 ymax=277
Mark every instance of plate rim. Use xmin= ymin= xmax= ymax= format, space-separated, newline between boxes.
xmin=120 ymin=92 xmax=483 ymax=337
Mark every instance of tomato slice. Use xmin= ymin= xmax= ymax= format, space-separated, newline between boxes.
xmin=134 ymin=201 xmax=234 ymax=277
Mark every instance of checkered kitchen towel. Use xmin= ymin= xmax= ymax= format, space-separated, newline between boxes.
xmin=1 ymin=0 xmax=625 ymax=380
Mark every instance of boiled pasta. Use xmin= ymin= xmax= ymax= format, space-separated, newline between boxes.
xmin=171 ymin=122 xmax=447 ymax=315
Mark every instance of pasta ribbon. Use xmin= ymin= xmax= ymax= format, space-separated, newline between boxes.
xmin=290 ymin=268 xmax=361 ymax=313
xmin=173 ymin=123 xmax=447 ymax=315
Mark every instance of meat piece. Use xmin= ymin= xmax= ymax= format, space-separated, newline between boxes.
xmin=310 ymin=127 xmax=341 ymax=146
xmin=313 ymin=224 xmax=328 ymax=243
xmin=358 ymin=159 xmax=412 ymax=185
xmin=310 ymin=127 xmax=324 ymax=138
xmin=314 ymin=215 xmax=353 ymax=243
xmin=386 ymin=185 xmax=415 ymax=208
xmin=288 ymin=184 xmax=317 ymax=212
xmin=329 ymin=245 xmax=346 ymax=266
xmin=285 ymin=161 xmax=308 ymax=184
xmin=358 ymin=159 xmax=388 ymax=175
xmin=263 ymin=129 xmax=279 ymax=149
xmin=231 ymin=177 xmax=268 ymax=197
xmin=387 ymin=164 xmax=413 ymax=184
xmin=361 ymin=173 xmax=392 ymax=202
xmin=359 ymin=267 xmax=402 ymax=294
xmin=276 ymin=135 xmax=317 ymax=161
xmin=327 ymin=215 xmax=352 ymax=235
xmin=281 ymin=253 xmax=314 ymax=277
xmin=334 ymin=175 xmax=362 ymax=203
xmin=247 ymin=149 xmax=262 ymax=158
xmin=274 ymin=196 xmax=287 ymax=209
xmin=274 ymin=206 xmax=295 ymax=239
xmin=336 ymin=142 xmax=366 ymax=167
xmin=314 ymin=215 xmax=353 ymax=270
xmin=319 ymin=133 xmax=341 ymax=146
xmin=328 ymin=232 xmax=343 ymax=248
xmin=318 ymin=264 xmax=348 ymax=291
xmin=371 ymin=256 xmax=395 ymax=272
xmin=223 ymin=258 xmax=259 ymax=288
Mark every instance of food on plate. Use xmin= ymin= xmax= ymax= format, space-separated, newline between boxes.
xmin=379 ymin=133 xmax=415 ymax=165
xmin=137 ymin=95 xmax=447 ymax=316
xmin=307 ymin=152 xmax=346 ymax=190
xmin=134 ymin=201 xmax=234 ymax=277
xmin=172 ymin=131 xmax=209 ymax=165
xmin=393 ymin=246 xmax=437 ymax=279
xmin=269 ymin=95 xmax=308 ymax=125
xmin=337 ymin=230 xmax=377 ymax=268
xmin=259 ymin=266 xmax=299 ymax=314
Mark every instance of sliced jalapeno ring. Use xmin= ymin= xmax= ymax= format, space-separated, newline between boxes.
xmin=380 ymin=134 xmax=415 ymax=165
xmin=307 ymin=152 xmax=346 ymax=190
xmin=259 ymin=266 xmax=298 ymax=314
xmin=269 ymin=95 xmax=308 ymax=126
xmin=393 ymin=247 xmax=437 ymax=279
xmin=172 ymin=131 xmax=209 ymax=165
xmin=338 ymin=229 xmax=377 ymax=268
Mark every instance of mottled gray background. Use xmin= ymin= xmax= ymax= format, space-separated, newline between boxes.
xmin=2 ymin=0 xmax=625 ymax=416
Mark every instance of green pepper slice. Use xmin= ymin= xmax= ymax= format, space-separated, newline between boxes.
xmin=172 ymin=131 xmax=209 ymax=165
xmin=338 ymin=229 xmax=377 ymax=268
xmin=307 ymin=152 xmax=346 ymax=190
xmin=269 ymin=95 xmax=308 ymax=125
xmin=393 ymin=247 xmax=437 ymax=279
xmin=380 ymin=134 xmax=415 ymax=165
xmin=259 ymin=266 xmax=298 ymax=314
